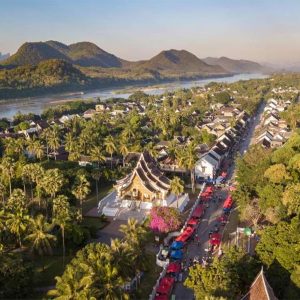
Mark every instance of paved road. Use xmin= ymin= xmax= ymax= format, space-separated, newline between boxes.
xmin=173 ymin=188 xmax=228 ymax=300
xmin=172 ymin=103 xmax=267 ymax=299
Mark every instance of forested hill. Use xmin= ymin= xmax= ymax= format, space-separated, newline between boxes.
xmin=0 ymin=40 xmax=267 ymax=99
xmin=132 ymin=49 xmax=227 ymax=76
xmin=2 ymin=41 xmax=127 ymax=68
xmin=203 ymin=56 xmax=265 ymax=73
xmin=0 ymin=59 xmax=95 ymax=98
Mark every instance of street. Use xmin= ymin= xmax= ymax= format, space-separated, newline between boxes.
xmin=172 ymin=102 xmax=266 ymax=299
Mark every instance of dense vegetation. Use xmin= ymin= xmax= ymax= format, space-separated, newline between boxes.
xmin=0 ymin=40 xmax=266 ymax=100
xmin=0 ymin=59 xmax=95 ymax=98
xmin=0 ymin=74 xmax=299 ymax=298
xmin=232 ymin=129 xmax=300 ymax=299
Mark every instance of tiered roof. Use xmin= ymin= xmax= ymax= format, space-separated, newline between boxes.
xmin=115 ymin=151 xmax=171 ymax=194
xmin=241 ymin=268 xmax=278 ymax=300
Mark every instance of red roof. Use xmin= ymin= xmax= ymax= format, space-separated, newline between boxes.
xmin=204 ymin=186 xmax=213 ymax=194
xmin=211 ymin=233 xmax=221 ymax=240
xmin=156 ymin=277 xmax=175 ymax=295
xmin=223 ymin=196 xmax=233 ymax=208
xmin=210 ymin=233 xmax=221 ymax=246
xmin=154 ymin=295 xmax=168 ymax=300
xmin=176 ymin=226 xmax=195 ymax=243
xmin=167 ymin=262 xmax=181 ymax=274
xmin=192 ymin=204 xmax=204 ymax=218
xmin=187 ymin=217 xmax=198 ymax=226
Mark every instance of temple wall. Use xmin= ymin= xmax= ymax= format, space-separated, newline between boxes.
xmin=121 ymin=174 xmax=160 ymax=201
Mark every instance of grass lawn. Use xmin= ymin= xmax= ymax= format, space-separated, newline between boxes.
xmin=134 ymin=253 xmax=161 ymax=300
xmin=82 ymin=184 xmax=113 ymax=214
xmin=28 ymin=255 xmax=73 ymax=299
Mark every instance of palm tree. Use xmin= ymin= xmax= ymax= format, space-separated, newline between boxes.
xmin=110 ymin=239 xmax=132 ymax=278
xmin=25 ymin=214 xmax=56 ymax=256
xmin=90 ymin=146 xmax=105 ymax=168
xmin=52 ymin=195 xmax=72 ymax=266
xmin=118 ymin=139 xmax=129 ymax=167
xmin=4 ymin=137 xmax=24 ymax=157
xmin=72 ymin=174 xmax=91 ymax=217
xmin=48 ymin=265 xmax=96 ymax=299
xmin=170 ymin=176 xmax=184 ymax=209
xmin=0 ymin=182 xmax=6 ymax=206
xmin=41 ymin=168 xmax=64 ymax=199
xmin=119 ymin=218 xmax=146 ymax=244
xmin=104 ymin=135 xmax=116 ymax=169
xmin=185 ymin=143 xmax=198 ymax=193
xmin=91 ymin=169 xmax=101 ymax=202
xmin=48 ymin=125 xmax=60 ymax=160
xmin=6 ymin=209 xmax=30 ymax=248
xmin=0 ymin=157 xmax=16 ymax=196
xmin=40 ymin=127 xmax=52 ymax=160
xmin=41 ymin=168 xmax=64 ymax=217
xmin=96 ymin=263 xmax=127 ymax=300
xmin=30 ymin=164 xmax=45 ymax=207
xmin=122 ymin=125 xmax=135 ymax=141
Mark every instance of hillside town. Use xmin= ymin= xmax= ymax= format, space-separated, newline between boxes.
xmin=0 ymin=74 xmax=300 ymax=300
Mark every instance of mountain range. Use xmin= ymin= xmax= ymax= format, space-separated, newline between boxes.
xmin=0 ymin=41 xmax=266 ymax=99
xmin=203 ymin=56 xmax=265 ymax=74
xmin=0 ymin=52 xmax=10 ymax=62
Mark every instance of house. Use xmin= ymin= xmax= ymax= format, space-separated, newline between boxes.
xmin=241 ymin=268 xmax=277 ymax=300
xmin=195 ymin=151 xmax=220 ymax=179
xmin=114 ymin=151 xmax=174 ymax=206
xmin=83 ymin=109 xmax=97 ymax=119
xmin=95 ymin=103 xmax=107 ymax=111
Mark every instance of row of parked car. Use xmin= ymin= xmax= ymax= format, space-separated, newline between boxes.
xmin=154 ymin=186 xmax=216 ymax=299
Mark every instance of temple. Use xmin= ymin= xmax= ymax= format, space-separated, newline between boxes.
xmin=241 ymin=267 xmax=278 ymax=300
xmin=115 ymin=151 xmax=172 ymax=205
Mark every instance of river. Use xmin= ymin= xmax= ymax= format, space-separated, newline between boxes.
xmin=0 ymin=73 xmax=268 ymax=119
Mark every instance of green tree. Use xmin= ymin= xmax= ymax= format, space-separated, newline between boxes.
xmin=104 ymin=135 xmax=116 ymax=169
xmin=170 ymin=176 xmax=184 ymax=208
xmin=52 ymin=195 xmax=72 ymax=266
xmin=25 ymin=214 xmax=56 ymax=256
xmin=0 ymin=156 xmax=16 ymax=196
xmin=72 ymin=174 xmax=91 ymax=217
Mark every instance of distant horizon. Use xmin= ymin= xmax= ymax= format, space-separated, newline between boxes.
xmin=1 ymin=0 xmax=300 ymax=65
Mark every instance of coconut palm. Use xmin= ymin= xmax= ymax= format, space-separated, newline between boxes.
xmin=119 ymin=218 xmax=146 ymax=244
xmin=4 ymin=137 xmax=24 ymax=157
xmin=170 ymin=176 xmax=184 ymax=209
xmin=72 ymin=174 xmax=91 ymax=217
xmin=40 ymin=168 xmax=64 ymax=217
xmin=40 ymin=127 xmax=52 ymax=160
xmin=91 ymin=169 xmax=101 ymax=201
xmin=25 ymin=214 xmax=56 ymax=256
xmin=104 ymin=135 xmax=116 ymax=169
xmin=41 ymin=168 xmax=64 ymax=199
xmin=0 ymin=182 xmax=6 ymax=206
xmin=110 ymin=239 xmax=132 ymax=278
xmin=118 ymin=139 xmax=129 ymax=167
xmin=96 ymin=263 xmax=127 ymax=300
xmin=0 ymin=157 xmax=16 ymax=196
xmin=48 ymin=125 xmax=60 ymax=160
xmin=185 ymin=143 xmax=198 ymax=193
xmin=48 ymin=265 xmax=96 ymax=299
xmin=52 ymin=195 xmax=72 ymax=266
xmin=6 ymin=208 xmax=30 ymax=248
xmin=90 ymin=146 xmax=106 ymax=168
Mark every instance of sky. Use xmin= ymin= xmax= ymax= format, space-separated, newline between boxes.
xmin=1 ymin=0 xmax=300 ymax=64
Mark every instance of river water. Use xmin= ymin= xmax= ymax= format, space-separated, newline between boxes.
xmin=0 ymin=73 xmax=268 ymax=119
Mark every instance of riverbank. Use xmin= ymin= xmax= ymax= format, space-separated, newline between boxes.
xmin=0 ymin=73 xmax=268 ymax=119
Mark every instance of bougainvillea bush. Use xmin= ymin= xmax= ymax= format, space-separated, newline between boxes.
xmin=149 ymin=206 xmax=181 ymax=233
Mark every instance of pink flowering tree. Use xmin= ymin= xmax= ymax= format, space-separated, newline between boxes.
xmin=149 ymin=206 xmax=181 ymax=233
